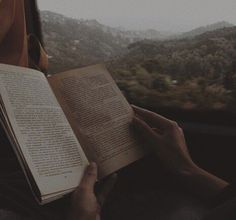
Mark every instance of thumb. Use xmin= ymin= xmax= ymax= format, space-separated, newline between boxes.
xmin=97 ymin=173 xmax=117 ymax=206
xmin=132 ymin=116 xmax=161 ymax=145
xmin=79 ymin=162 xmax=97 ymax=192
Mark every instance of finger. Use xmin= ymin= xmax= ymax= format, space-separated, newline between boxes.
xmin=132 ymin=116 xmax=161 ymax=144
xmin=79 ymin=162 xmax=97 ymax=192
xmin=97 ymin=173 xmax=117 ymax=206
xmin=132 ymin=105 xmax=172 ymax=129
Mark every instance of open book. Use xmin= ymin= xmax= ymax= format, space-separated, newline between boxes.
xmin=0 ymin=63 xmax=145 ymax=204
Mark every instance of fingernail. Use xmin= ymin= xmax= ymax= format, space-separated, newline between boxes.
xmin=88 ymin=162 xmax=97 ymax=171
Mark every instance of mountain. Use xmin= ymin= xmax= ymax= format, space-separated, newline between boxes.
xmin=41 ymin=11 xmax=130 ymax=73
xmin=41 ymin=11 xmax=169 ymax=73
xmin=113 ymin=26 xmax=236 ymax=74
xmin=40 ymin=11 xmax=236 ymax=110
xmin=73 ymin=19 xmax=169 ymax=41
xmin=105 ymin=27 xmax=171 ymax=41
xmin=107 ymin=26 xmax=236 ymax=110
xmin=179 ymin=21 xmax=235 ymax=39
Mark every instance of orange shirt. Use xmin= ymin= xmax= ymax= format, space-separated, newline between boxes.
xmin=0 ymin=0 xmax=48 ymax=72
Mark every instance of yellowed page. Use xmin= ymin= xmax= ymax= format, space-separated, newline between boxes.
xmin=48 ymin=64 xmax=145 ymax=178
xmin=0 ymin=64 xmax=88 ymax=198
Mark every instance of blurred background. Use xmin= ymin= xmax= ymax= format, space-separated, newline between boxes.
xmin=38 ymin=0 xmax=236 ymax=120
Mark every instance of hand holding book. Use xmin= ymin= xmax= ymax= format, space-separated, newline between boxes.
xmin=0 ymin=63 xmax=145 ymax=204
xmin=69 ymin=162 xmax=117 ymax=220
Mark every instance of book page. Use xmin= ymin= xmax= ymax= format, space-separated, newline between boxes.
xmin=48 ymin=64 xmax=145 ymax=178
xmin=0 ymin=64 xmax=88 ymax=197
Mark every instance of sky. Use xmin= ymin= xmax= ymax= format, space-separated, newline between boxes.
xmin=38 ymin=0 xmax=236 ymax=32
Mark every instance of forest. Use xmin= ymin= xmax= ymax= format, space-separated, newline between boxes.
xmin=42 ymin=11 xmax=236 ymax=114
xmin=108 ymin=27 xmax=236 ymax=112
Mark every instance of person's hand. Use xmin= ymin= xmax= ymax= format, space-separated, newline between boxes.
xmin=131 ymin=105 xmax=229 ymax=197
xmin=68 ymin=162 xmax=117 ymax=220
xmin=132 ymin=105 xmax=197 ymax=176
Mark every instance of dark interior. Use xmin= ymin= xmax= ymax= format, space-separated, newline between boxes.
xmin=101 ymin=108 xmax=236 ymax=220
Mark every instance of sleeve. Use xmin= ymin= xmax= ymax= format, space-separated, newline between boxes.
xmin=203 ymin=197 xmax=236 ymax=220
xmin=208 ymin=183 xmax=236 ymax=208
xmin=0 ymin=0 xmax=16 ymax=44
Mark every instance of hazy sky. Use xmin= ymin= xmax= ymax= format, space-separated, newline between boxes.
xmin=38 ymin=0 xmax=236 ymax=32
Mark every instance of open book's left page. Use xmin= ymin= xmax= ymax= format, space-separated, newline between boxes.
xmin=0 ymin=64 xmax=88 ymax=202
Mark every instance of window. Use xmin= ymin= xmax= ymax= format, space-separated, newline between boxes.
xmin=38 ymin=0 xmax=236 ymax=127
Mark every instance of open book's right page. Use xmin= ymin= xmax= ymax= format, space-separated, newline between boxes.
xmin=48 ymin=64 xmax=145 ymax=178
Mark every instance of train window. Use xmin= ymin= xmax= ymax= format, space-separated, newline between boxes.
xmin=38 ymin=0 xmax=236 ymax=129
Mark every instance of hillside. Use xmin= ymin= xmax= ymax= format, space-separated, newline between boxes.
xmin=41 ymin=11 xmax=168 ymax=73
xmin=108 ymin=26 xmax=236 ymax=111
xmin=41 ymin=11 xmax=130 ymax=73
xmin=41 ymin=11 xmax=236 ymax=112
xmin=179 ymin=21 xmax=234 ymax=39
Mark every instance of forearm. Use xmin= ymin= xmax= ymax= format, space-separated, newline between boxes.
xmin=179 ymin=164 xmax=229 ymax=199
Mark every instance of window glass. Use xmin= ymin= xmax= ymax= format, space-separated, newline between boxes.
xmin=38 ymin=0 xmax=236 ymax=124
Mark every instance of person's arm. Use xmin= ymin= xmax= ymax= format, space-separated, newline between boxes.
xmin=132 ymin=105 xmax=229 ymax=198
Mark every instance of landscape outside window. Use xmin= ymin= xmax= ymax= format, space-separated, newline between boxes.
xmin=38 ymin=0 xmax=236 ymax=123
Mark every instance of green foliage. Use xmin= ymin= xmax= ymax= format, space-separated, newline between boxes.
xmin=151 ymin=74 xmax=172 ymax=92
xmin=109 ymin=27 xmax=236 ymax=111
xmin=42 ymin=11 xmax=236 ymax=111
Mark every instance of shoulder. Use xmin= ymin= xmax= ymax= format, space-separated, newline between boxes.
xmin=0 ymin=0 xmax=24 ymax=46
xmin=0 ymin=0 xmax=17 ymax=36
